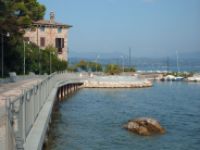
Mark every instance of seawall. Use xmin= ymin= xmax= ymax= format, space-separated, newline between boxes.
xmin=24 ymin=80 xmax=83 ymax=150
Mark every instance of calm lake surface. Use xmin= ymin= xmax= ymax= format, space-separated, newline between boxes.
xmin=46 ymin=82 xmax=200 ymax=150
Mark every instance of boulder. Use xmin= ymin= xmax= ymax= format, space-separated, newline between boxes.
xmin=123 ymin=117 xmax=165 ymax=136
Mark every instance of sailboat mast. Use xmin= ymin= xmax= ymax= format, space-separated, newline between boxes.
xmin=129 ymin=47 xmax=131 ymax=67
xmin=176 ymin=51 xmax=180 ymax=73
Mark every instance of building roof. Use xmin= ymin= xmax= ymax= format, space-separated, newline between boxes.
xmin=33 ymin=20 xmax=72 ymax=28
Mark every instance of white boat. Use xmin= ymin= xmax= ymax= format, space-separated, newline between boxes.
xmin=175 ymin=76 xmax=184 ymax=81
xmin=187 ymin=74 xmax=200 ymax=82
xmin=161 ymin=75 xmax=184 ymax=81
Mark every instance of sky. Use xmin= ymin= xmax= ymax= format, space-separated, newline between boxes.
xmin=38 ymin=0 xmax=200 ymax=58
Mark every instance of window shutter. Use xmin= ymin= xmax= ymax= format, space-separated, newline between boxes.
xmin=62 ymin=38 xmax=64 ymax=48
xmin=40 ymin=37 xmax=45 ymax=47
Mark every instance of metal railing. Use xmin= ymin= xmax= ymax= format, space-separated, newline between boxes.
xmin=5 ymin=100 xmax=16 ymax=150
xmin=4 ymin=71 xmax=86 ymax=150
xmin=5 ymin=72 xmax=59 ymax=149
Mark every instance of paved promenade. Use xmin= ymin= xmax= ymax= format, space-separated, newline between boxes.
xmin=0 ymin=77 xmax=44 ymax=101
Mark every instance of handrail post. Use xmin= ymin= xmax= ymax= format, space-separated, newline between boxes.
xmin=22 ymin=90 xmax=26 ymax=142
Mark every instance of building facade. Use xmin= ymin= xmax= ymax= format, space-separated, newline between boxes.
xmin=24 ymin=12 xmax=72 ymax=61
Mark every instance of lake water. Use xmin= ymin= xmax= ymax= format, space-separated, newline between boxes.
xmin=46 ymin=82 xmax=200 ymax=150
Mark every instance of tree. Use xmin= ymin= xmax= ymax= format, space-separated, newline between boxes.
xmin=76 ymin=60 xmax=88 ymax=71
xmin=124 ymin=67 xmax=136 ymax=72
xmin=41 ymin=46 xmax=68 ymax=74
xmin=88 ymin=61 xmax=102 ymax=72
xmin=0 ymin=0 xmax=46 ymax=76
xmin=0 ymin=0 xmax=45 ymax=48
xmin=105 ymin=64 xmax=122 ymax=75
xmin=74 ymin=60 xmax=102 ymax=72
xmin=0 ymin=0 xmax=45 ymax=34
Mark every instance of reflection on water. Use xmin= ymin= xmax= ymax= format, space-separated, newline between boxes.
xmin=46 ymin=82 xmax=200 ymax=150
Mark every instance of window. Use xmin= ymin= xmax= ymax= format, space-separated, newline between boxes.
xmin=57 ymin=27 xmax=62 ymax=33
xmin=40 ymin=26 xmax=45 ymax=32
xmin=40 ymin=37 xmax=45 ymax=47
xmin=55 ymin=38 xmax=64 ymax=53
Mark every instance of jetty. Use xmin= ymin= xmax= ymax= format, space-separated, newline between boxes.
xmin=0 ymin=72 xmax=152 ymax=150
xmin=84 ymin=76 xmax=152 ymax=88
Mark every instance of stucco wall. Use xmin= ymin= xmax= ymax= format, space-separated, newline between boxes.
xmin=24 ymin=27 xmax=69 ymax=61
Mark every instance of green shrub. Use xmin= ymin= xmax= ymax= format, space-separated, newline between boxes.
xmin=105 ymin=64 xmax=122 ymax=75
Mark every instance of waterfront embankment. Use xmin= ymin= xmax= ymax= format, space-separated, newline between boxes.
xmin=0 ymin=72 xmax=153 ymax=150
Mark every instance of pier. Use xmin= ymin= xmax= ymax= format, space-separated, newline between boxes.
xmin=0 ymin=72 xmax=152 ymax=150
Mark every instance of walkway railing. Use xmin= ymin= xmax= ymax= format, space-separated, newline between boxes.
xmin=7 ymin=74 xmax=56 ymax=149
xmin=5 ymin=72 xmax=66 ymax=149
xmin=4 ymin=71 xmax=87 ymax=150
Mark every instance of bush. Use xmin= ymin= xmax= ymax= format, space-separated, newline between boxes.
xmin=74 ymin=60 xmax=102 ymax=72
xmin=104 ymin=64 xmax=122 ymax=75
xmin=124 ymin=67 xmax=136 ymax=72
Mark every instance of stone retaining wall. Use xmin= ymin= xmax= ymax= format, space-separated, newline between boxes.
xmin=83 ymin=80 xmax=152 ymax=88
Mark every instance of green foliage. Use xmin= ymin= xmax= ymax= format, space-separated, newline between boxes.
xmin=74 ymin=60 xmax=102 ymax=72
xmin=2 ymin=39 xmax=24 ymax=75
xmin=51 ymin=56 xmax=68 ymax=73
xmin=76 ymin=60 xmax=88 ymax=71
xmin=124 ymin=67 xmax=136 ymax=72
xmin=0 ymin=0 xmax=47 ymax=77
xmin=39 ymin=46 xmax=68 ymax=74
xmin=105 ymin=64 xmax=122 ymax=75
xmin=67 ymin=66 xmax=78 ymax=72
xmin=24 ymin=42 xmax=39 ymax=74
xmin=1 ymin=39 xmax=67 ymax=76
xmin=0 ymin=0 xmax=46 ymax=42
xmin=88 ymin=61 xmax=102 ymax=72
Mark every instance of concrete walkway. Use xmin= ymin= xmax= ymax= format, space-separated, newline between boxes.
xmin=0 ymin=77 xmax=44 ymax=100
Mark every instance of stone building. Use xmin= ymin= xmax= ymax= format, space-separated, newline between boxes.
xmin=24 ymin=12 xmax=72 ymax=61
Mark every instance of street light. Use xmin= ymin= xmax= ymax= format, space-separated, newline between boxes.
xmin=23 ymin=40 xmax=30 ymax=75
xmin=121 ymin=55 xmax=124 ymax=73
xmin=96 ymin=55 xmax=100 ymax=73
xmin=49 ymin=51 xmax=55 ymax=74
xmin=1 ymin=32 xmax=10 ymax=78
xmin=39 ymin=48 xmax=41 ymax=75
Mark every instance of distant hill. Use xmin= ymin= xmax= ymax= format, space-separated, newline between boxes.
xmin=69 ymin=55 xmax=200 ymax=72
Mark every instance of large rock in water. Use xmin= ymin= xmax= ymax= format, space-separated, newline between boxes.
xmin=123 ymin=117 xmax=165 ymax=136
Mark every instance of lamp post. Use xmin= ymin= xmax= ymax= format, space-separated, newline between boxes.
xmin=49 ymin=52 xmax=51 ymax=74
xmin=121 ymin=55 xmax=124 ymax=73
xmin=49 ymin=51 xmax=54 ymax=74
xmin=39 ymin=48 xmax=41 ymax=75
xmin=1 ymin=32 xmax=10 ymax=78
xmin=96 ymin=55 xmax=100 ymax=73
xmin=23 ymin=40 xmax=30 ymax=75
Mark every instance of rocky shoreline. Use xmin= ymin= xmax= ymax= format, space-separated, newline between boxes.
xmin=82 ymin=76 xmax=152 ymax=88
